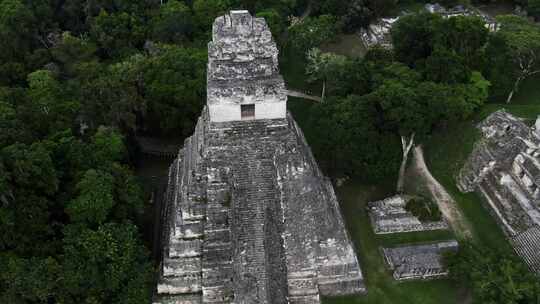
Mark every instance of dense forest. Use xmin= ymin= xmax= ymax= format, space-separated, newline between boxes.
xmin=1 ymin=0 xmax=539 ymax=303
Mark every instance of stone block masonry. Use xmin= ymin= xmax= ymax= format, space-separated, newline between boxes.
xmin=153 ymin=11 xmax=365 ymax=304
xmin=368 ymin=195 xmax=448 ymax=234
xmin=382 ymin=241 xmax=459 ymax=281
xmin=458 ymin=110 xmax=540 ymax=274
xmin=207 ymin=10 xmax=287 ymax=123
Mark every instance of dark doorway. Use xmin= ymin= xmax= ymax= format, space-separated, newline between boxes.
xmin=241 ymin=104 xmax=255 ymax=119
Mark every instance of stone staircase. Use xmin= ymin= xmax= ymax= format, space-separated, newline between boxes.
xmin=155 ymin=119 xmax=208 ymax=303
xmin=155 ymin=110 xmax=366 ymax=302
xmin=512 ymin=226 xmax=540 ymax=274
xmin=477 ymin=169 xmax=540 ymax=275
xmin=206 ymin=116 xmax=292 ymax=303
xmin=229 ymin=153 xmax=275 ymax=303
xmin=287 ymin=270 xmax=321 ymax=304
xmin=201 ymin=162 xmax=234 ymax=303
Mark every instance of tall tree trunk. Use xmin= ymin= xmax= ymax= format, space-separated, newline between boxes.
xmin=506 ymin=75 xmax=524 ymax=104
xmin=321 ymin=80 xmax=326 ymax=102
xmin=397 ymin=133 xmax=415 ymax=194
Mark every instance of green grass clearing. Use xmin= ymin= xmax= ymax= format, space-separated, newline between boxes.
xmin=288 ymin=93 xmax=465 ymax=304
xmin=321 ymin=180 xmax=465 ymax=304
xmin=320 ymin=34 xmax=367 ymax=58
xmin=509 ymin=74 xmax=540 ymax=106
xmin=422 ymin=106 xmax=521 ymax=251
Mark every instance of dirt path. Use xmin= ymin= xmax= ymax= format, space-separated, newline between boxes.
xmin=413 ymin=146 xmax=473 ymax=239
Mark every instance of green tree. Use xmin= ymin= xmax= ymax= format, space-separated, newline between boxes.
xmin=307 ymin=94 xmax=401 ymax=180
xmin=151 ymin=0 xmax=194 ymax=44
xmin=77 ymin=56 xmax=146 ymax=133
xmin=0 ymin=0 xmax=36 ymax=85
xmin=90 ymin=126 xmax=126 ymax=166
xmin=0 ymin=101 xmax=28 ymax=147
xmin=51 ymin=32 xmax=98 ymax=77
xmin=1 ymin=142 xmax=58 ymax=197
xmin=288 ymin=15 xmax=340 ymax=53
xmin=256 ymin=9 xmax=287 ymax=42
xmin=423 ymin=47 xmax=471 ymax=84
xmin=109 ymin=164 xmax=144 ymax=221
xmin=0 ymin=256 xmax=61 ymax=303
xmin=529 ymin=0 xmax=540 ymax=20
xmin=305 ymin=48 xmax=347 ymax=99
xmin=434 ymin=15 xmax=488 ymax=69
xmin=142 ymin=45 xmax=207 ymax=135
xmin=344 ymin=0 xmax=374 ymax=32
xmin=447 ymin=242 xmax=540 ymax=303
xmin=367 ymin=62 xmax=486 ymax=187
xmin=26 ymin=70 xmax=79 ymax=136
xmin=90 ymin=10 xmax=145 ymax=59
xmin=492 ymin=15 xmax=540 ymax=103
xmin=67 ymin=169 xmax=115 ymax=226
xmin=369 ymin=0 xmax=397 ymax=18
xmin=61 ymin=223 xmax=152 ymax=304
xmin=193 ymin=0 xmax=230 ymax=35
xmin=391 ymin=12 xmax=442 ymax=67
xmin=0 ymin=142 xmax=59 ymax=255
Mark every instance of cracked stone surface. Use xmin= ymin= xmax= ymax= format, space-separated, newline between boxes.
xmin=153 ymin=11 xmax=365 ymax=304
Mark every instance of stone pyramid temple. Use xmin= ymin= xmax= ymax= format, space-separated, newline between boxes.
xmin=153 ymin=10 xmax=365 ymax=304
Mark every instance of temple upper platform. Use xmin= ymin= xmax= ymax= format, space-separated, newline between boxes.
xmin=207 ymin=10 xmax=286 ymax=123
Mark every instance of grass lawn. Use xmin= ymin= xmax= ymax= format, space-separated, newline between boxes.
xmin=423 ymin=73 xmax=539 ymax=248
xmin=320 ymin=34 xmax=367 ymax=58
xmin=321 ymin=181 xmax=464 ymax=304
xmin=509 ymin=74 xmax=540 ymax=106
xmin=423 ymin=119 xmax=512 ymax=250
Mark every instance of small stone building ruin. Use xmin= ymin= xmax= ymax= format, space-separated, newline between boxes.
xmin=368 ymin=195 xmax=448 ymax=234
xmin=359 ymin=17 xmax=399 ymax=49
xmin=360 ymin=3 xmax=497 ymax=49
xmin=153 ymin=11 xmax=365 ymax=304
xmin=458 ymin=110 xmax=540 ymax=274
xmin=382 ymin=240 xmax=459 ymax=281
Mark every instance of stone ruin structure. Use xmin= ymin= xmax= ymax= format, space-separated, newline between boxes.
xmin=359 ymin=17 xmax=399 ymax=49
xmin=458 ymin=110 xmax=540 ymax=274
xmin=424 ymin=3 xmax=498 ymax=31
xmin=368 ymin=195 xmax=448 ymax=234
xmin=360 ymin=3 xmax=497 ymax=49
xmin=153 ymin=11 xmax=365 ymax=304
xmin=382 ymin=240 xmax=459 ymax=281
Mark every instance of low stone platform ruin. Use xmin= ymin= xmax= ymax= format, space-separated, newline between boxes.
xmin=382 ymin=241 xmax=459 ymax=281
xmin=153 ymin=11 xmax=365 ymax=304
xmin=458 ymin=110 xmax=540 ymax=274
xmin=368 ymin=195 xmax=448 ymax=234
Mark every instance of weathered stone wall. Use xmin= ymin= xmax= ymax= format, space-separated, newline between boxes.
xmin=207 ymin=10 xmax=286 ymax=122
xmin=382 ymin=241 xmax=458 ymax=281
xmin=457 ymin=110 xmax=540 ymax=274
xmin=154 ymin=11 xmax=365 ymax=303
xmin=368 ymin=195 xmax=448 ymax=234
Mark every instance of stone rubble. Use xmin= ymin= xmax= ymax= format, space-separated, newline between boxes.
xmin=153 ymin=11 xmax=365 ymax=304
xmin=458 ymin=110 xmax=540 ymax=274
